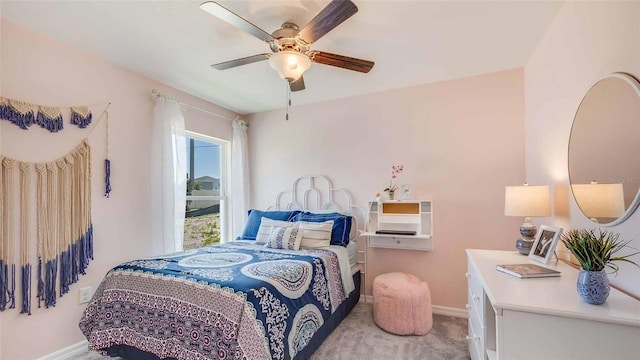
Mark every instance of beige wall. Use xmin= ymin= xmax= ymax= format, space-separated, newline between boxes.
xmin=525 ymin=1 xmax=640 ymax=297
xmin=247 ymin=68 xmax=526 ymax=309
xmin=0 ymin=19 xmax=238 ymax=359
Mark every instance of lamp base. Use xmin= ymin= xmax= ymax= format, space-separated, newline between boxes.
xmin=515 ymin=220 xmax=537 ymax=255
xmin=515 ymin=238 xmax=534 ymax=255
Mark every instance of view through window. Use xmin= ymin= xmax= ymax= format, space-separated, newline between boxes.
xmin=184 ymin=132 xmax=227 ymax=250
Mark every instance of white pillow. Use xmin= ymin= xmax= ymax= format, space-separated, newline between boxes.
xmin=299 ymin=220 xmax=334 ymax=248
xmin=301 ymin=210 xmax=358 ymax=241
xmin=264 ymin=225 xmax=302 ymax=250
xmin=256 ymin=217 xmax=297 ymax=244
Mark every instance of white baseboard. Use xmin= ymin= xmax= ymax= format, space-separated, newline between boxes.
xmin=38 ymin=340 xmax=88 ymax=360
xmin=432 ymin=305 xmax=468 ymax=318
xmin=359 ymin=294 xmax=468 ymax=319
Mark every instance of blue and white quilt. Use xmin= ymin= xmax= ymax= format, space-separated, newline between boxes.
xmin=79 ymin=241 xmax=354 ymax=360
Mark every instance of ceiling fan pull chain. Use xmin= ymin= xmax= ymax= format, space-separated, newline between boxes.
xmin=286 ymin=82 xmax=291 ymax=121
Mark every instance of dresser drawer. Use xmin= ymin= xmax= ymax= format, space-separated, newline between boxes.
xmin=466 ymin=263 xmax=485 ymax=314
xmin=368 ymin=235 xmax=433 ymax=251
xmin=466 ymin=262 xmax=483 ymax=292
xmin=467 ymin=316 xmax=485 ymax=360
xmin=467 ymin=287 xmax=485 ymax=327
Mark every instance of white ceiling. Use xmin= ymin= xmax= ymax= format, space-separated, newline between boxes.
xmin=1 ymin=1 xmax=563 ymax=115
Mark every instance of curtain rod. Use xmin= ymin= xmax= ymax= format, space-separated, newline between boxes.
xmin=151 ymin=89 xmax=240 ymax=122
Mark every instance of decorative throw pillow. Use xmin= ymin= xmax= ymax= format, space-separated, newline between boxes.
xmin=264 ymin=225 xmax=302 ymax=250
xmin=239 ymin=209 xmax=300 ymax=240
xmin=298 ymin=220 xmax=334 ymax=248
xmin=293 ymin=212 xmax=353 ymax=247
xmin=255 ymin=218 xmax=297 ymax=244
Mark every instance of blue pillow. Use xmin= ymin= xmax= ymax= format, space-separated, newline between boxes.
xmin=293 ymin=212 xmax=352 ymax=247
xmin=240 ymin=209 xmax=300 ymax=240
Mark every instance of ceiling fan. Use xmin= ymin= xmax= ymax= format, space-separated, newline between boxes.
xmin=200 ymin=0 xmax=375 ymax=92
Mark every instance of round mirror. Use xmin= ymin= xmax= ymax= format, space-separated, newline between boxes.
xmin=569 ymin=73 xmax=640 ymax=226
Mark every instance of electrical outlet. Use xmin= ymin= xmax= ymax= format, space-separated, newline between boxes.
xmin=79 ymin=286 xmax=92 ymax=304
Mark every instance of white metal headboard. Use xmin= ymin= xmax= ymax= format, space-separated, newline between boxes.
xmin=267 ymin=175 xmax=366 ymax=238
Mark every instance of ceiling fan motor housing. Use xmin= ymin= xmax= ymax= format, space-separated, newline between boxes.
xmin=269 ymin=22 xmax=310 ymax=55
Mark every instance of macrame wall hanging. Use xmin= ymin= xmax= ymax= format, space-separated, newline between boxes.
xmin=0 ymin=142 xmax=94 ymax=313
xmin=0 ymin=98 xmax=94 ymax=133
xmin=0 ymin=98 xmax=112 ymax=197
xmin=0 ymin=99 xmax=110 ymax=314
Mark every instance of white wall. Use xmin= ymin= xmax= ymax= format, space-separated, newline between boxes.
xmin=247 ymin=68 xmax=526 ymax=309
xmin=525 ymin=1 xmax=640 ymax=296
xmin=0 ymin=18 xmax=238 ymax=359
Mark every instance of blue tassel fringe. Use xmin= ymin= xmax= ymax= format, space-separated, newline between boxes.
xmin=4 ymin=228 xmax=93 ymax=312
xmin=105 ymin=159 xmax=112 ymax=198
xmin=44 ymin=258 xmax=58 ymax=308
xmin=37 ymin=257 xmax=43 ymax=308
xmin=36 ymin=111 xmax=64 ymax=133
xmin=70 ymin=110 xmax=92 ymax=128
xmin=0 ymin=261 xmax=16 ymax=311
xmin=9 ymin=264 xmax=15 ymax=309
xmin=20 ymin=264 xmax=31 ymax=315
xmin=72 ymin=243 xmax=79 ymax=284
xmin=60 ymin=247 xmax=70 ymax=296
xmin=0 ymin=103 xmax=35 ymax=130
xmin=0 ymin=260 xmax=6 ymax=311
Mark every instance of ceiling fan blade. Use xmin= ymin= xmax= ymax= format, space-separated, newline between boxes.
xmin=200 ymin=1 xmax=274 ymax=42
xmin=297 ymin=0 xmax=358 ymax=44
xmin=211 ymin=53 xmax=270 ymax=70
xmin=309 ymin=51 xmax=374 ymax=73
xmin=290 ymin=76 xmax=306 ymax=92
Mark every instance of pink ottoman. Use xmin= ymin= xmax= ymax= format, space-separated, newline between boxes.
xmin=373 ymin=272 xmax=433 ymax=335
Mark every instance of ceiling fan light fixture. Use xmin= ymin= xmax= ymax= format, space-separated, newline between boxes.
xmin=268 ymin=51 xmax=311 ymax=82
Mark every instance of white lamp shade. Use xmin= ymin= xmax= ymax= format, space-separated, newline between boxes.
xmin=268 ymin=51 xmax=311 ymax=82
xmin=572 ymin=182 xmax=625 ymax=218
xmin=504 ymin=185 xmax=552 ymax=217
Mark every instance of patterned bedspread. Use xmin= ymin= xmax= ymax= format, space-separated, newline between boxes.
xmin=79 ymin=242 xmax=354 ymax=360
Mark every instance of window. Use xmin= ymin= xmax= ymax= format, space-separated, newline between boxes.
xmin=184 ymin=131 xmax=228 ymax=250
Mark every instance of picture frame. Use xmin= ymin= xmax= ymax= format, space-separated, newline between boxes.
xmin=401 ymin=184 xmax=412 ymax=199
xmin=529 ymin=225 xmax=563 ymax=264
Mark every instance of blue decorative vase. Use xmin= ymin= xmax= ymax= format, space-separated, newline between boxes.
xmin=577 ymin=269 xmax=610 ymax=305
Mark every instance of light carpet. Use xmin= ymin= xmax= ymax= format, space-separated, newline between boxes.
xmin=69 ymin=302 xmax=469 ymax=360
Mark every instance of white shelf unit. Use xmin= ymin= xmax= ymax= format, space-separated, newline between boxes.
xmin=364 ymin=200 xmax=433 ymax=251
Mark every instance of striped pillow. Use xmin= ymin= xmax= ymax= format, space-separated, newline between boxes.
xmin=255 ymin=218 xmax=297 ymax=244
xmin=264 ymin=225 xmax=302 ymax=250
xmin=299 ymin=220 xmax=334 ymax=248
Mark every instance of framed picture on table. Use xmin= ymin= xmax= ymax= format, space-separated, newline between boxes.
xmin=529 ymin=225 xmax=563 ymax=264
xmin=401 ymin=184 xmax=412 ymax=199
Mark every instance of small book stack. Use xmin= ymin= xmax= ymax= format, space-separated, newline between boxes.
xmin=496 ymin=263 xmax=561 ymax=278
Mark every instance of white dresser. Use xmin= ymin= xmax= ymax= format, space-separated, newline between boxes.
xmin=466 ymin=249 xmax=640 ymax=360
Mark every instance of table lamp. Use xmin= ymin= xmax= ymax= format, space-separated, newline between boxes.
xmin=505 ymin=184 xmax=551 ymax=255
xmin=572 ymin=181 xmax=624 ymax=222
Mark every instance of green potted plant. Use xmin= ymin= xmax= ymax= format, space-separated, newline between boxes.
xmin=560 ymin=229 xmax=639 ymax=305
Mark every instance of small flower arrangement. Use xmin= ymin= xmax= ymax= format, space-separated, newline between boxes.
xmin=383 ymin=163 xmax=404 ymax=194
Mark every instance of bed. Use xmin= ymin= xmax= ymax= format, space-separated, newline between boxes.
xmin=79 ymin=176 xmax=365 ymax=360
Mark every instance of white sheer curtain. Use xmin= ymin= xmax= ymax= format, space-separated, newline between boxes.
xmin=151 ymin=96 xmax=187 ymax=254
xmin=231 ymin=120 xmax=249 ymax=239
